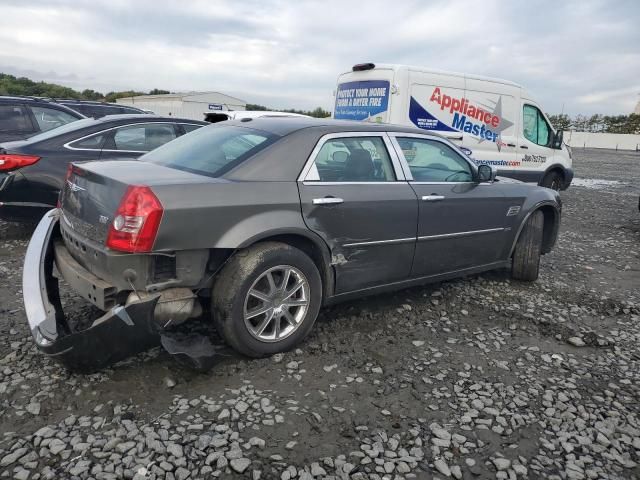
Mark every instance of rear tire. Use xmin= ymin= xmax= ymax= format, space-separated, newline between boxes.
xmin=512 ymin=210 xmax=544 ymax=281
xmin=212 ymin=242 xmax=322 ymax=357
xmin=540 ymin=170 xmax=563 ymax=190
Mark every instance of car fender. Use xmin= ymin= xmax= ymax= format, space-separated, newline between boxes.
xmin=508 ymin=199 xmax=561 ymax=256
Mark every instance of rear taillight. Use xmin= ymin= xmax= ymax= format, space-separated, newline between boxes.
xmin=106 ymin=185 xmax=163 ymax=253
xmin=0 ymin=154 xmax=40 ymax=172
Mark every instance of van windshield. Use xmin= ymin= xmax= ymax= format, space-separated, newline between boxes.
xmin=334 ymin=79 xmax=390 ymax=123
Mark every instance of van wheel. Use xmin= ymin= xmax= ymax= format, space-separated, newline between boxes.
xmin=512 ymin=210 xmax=544 ymax=282
xmin=212 ymin=242 xmax=322 ymax=357
xmin=541 ymin=170 xmax=563 ymax=190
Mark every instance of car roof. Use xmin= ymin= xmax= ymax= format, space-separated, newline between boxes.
xmin=225 ymin=117 xmax=436 ymax=137
xmin=95 ymin=114 xmax=206 ymax=124
xmin=0 ymin=95 xmax=87 ymax=118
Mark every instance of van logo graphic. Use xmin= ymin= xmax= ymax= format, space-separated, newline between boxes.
xmin=410 ymin=87 xmax=514 ymax=151
xmin=66 ymin=180 xmax=85 ymax=193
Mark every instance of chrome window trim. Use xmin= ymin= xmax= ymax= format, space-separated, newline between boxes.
xmin=302 ymin=181 xmax=409 ymax=186
xmin=387 ymin=132 xmax=480 ymax=183
xmin=297 ymin=132 xmax=408 ymax=183
xmin=343 ymin=237 xmax=415 ymax=248
xmin=63 ymin=121 xmax=180 ymax=153
xmin=418 ymin=227 xmax=504 ymax=242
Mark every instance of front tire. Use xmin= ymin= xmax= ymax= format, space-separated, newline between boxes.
xmin=512 ymin=210 xmax=544 ymax=281
xmin=212 ymin=242 xmax=322 ymax=357
xmin=540 ymin=170 xmax=563 ymax=190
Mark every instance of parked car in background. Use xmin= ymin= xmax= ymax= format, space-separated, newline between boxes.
xmin=54 ymin=99 xmax=149 ymax=118
xmin=0 ymin=95 xmax=85 ymax=142
xmin=204 ymin=110 xmax=310 ymax=123
xmin=0 ymin=115 xmax=207 ymax=222
xmin=23 ymin=117 xmax=561 ymax=370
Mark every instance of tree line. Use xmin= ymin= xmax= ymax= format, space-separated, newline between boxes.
xmin=246 ymin=104 xmax=331 ymax=118
xmin=0 ymin=73 xmax=331 ymax=117
xmin=0 ymin=73 xmax=171 ymax=103
xmin=547 ymin=113 xmax=640 ymax=135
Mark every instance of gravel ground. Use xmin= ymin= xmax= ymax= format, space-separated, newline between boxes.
xmin=0 ymin=148 xmax=639 ymax=480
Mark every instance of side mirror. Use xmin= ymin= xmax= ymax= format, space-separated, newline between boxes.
xmin=477 ymin=164 xmax=497 ymax=183
xmin=552 ymin=129 xmax=563 ymax=149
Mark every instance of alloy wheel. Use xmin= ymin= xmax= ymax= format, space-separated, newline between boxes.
xmin=243 ymin=265 xmax=310 ymax=342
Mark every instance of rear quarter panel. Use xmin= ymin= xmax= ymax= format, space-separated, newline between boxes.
xmin=152 ymin=181 xmax=311 ymax=251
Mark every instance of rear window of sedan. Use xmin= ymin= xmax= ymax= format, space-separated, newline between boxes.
xmin=141 ymin=125 xmax=276 ymax=178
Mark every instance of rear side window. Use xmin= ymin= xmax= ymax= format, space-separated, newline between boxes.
xmin=308 ymin=136 xmax=396 ymax=182
xmin=181 ymin=123 xmax=204 ymax=134
xmin=523 ymin=105 xmax=551 ymax=146
xmin=113 ymin=123 xmax=177 ymax=151
xmin=142 ymin=125 xmax=275 ymax=177
xmin=71 ymin=132 xmax=108 ymax=149
xmin=31 ymin=106 xmax=79 ymax=132
xmin=0 ymin=104 xmax=35 ymax=133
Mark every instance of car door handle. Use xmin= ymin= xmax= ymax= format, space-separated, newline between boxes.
xmin=313 ymin=197 xmax=344 ymax=205
xmin=422 ymin=195 xmax=445 ymax=202
xmin=507 ymin=143 xmax=516 ymax=147
xmin=520 ymin=145 xmax=528 ymax=149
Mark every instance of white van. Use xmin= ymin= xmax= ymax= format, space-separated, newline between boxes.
xmin=333 ymin=63 xmax=573 ymax=190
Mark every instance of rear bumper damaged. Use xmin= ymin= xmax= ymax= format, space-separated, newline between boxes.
xmin=23 ymin=209 xmax=161 ymax=371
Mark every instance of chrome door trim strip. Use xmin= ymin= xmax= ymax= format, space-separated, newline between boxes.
xmin=418 ymin=227 xmax=504 ymax=242
xmin=302 ymin=181 xmax=408 ymax=186
xmin=343 ymin=237 xmax=415 ymax=248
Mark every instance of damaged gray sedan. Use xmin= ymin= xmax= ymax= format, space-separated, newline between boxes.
xmin=23 ymin=118 xmax=562 ymax=370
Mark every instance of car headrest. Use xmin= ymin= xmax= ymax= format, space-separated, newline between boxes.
xmin=344 ymin=149 xmax=375 ymax=181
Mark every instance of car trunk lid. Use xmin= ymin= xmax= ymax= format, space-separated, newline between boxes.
xmin=59 ymin=160 xmax=217 ymax=245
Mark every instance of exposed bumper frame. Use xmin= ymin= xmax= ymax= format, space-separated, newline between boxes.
xmin=23 ymin=209 xmax=161 ymax=371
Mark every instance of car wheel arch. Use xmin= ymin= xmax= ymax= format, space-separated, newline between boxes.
xmin=236 ymin=230 xmax=335 ymax=300
xmin=510 ymin=202 xmax=560 ymax=257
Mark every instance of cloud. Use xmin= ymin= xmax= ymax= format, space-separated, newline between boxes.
xmin=0 ymin=0 xmax=638 ymax=114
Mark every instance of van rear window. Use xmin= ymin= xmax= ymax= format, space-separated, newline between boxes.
xmin=334 ymin=80 xmax=390 ymax=122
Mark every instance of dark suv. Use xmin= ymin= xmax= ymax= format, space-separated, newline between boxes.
xmin=0 ymin=96 xmax=84 ymax=142
xmin=54 ymin=100 xmax=149 ymax=118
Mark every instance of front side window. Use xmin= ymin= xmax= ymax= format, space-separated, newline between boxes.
xmin=396 ymin=137 xmax=473 ymax=182
xmin=309 ymin=136 xmax=396 ymax=182
xmin=0 ymin=104 xmax=35 ymax=133
xmin=30 ymin=106 xmax=79 ymax=132
xmin=523 ymin=104 xmax=551 ymax=146
xmin=113 ymin=123 xmax=177 ymax=151
xmin=142 ymin=125 xmax=275 ymax=178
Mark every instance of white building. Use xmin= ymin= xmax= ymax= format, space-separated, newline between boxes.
xmin=116 ymin=92 xmax=247 ymax=121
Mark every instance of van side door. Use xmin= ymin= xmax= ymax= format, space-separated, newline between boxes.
xmin=462 ymin=79 xmax=519 ymax=171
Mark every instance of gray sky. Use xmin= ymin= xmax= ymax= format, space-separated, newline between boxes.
xmin=1 ymin=0 xmax=638 ymax=115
